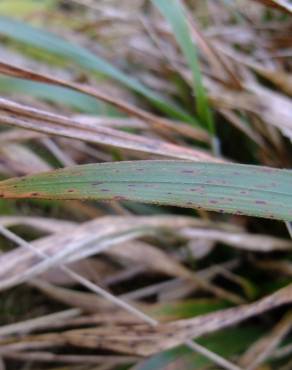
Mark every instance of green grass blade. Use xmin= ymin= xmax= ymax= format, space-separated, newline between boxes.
xmin=0 ymin=161 xmax=291 ymax=221
xmin=152 ymin=0 xmax=214 ymax=134
xmin=0 ymin=16 xmax=192 ymax=122
xmin=0 ymin=76 xmax=105 ymax=114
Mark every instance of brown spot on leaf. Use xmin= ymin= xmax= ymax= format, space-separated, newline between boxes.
xmin=181 ymin=170 xmax=194 ymax=174
xmin=255 ymin=200 xmax=267 ymax=205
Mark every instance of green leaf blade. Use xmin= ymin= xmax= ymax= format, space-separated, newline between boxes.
xmin=0 ymin=76 xmax=105 ymax=113
xmin=0 ymin=16 xmax=192 ymax=122
xmin=0 ymin=161 xmax=291 ymax=221
xmin=152 ymin=0 xmax=214 ymax=134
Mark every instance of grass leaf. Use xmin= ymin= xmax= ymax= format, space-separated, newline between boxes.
xmin=0 ymin=15 xmax=192 ymax=122
xmin=152 ymin=0 xmax=214 ymax=134
xmin=0 ymin=161 xmax=291 ymax=221
xmin=0 ymin=76 xmax=106 ymax=114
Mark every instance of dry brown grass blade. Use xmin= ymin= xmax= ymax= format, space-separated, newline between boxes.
xmin=0 ymin=335 xmax=71 ymax=354
xmin=40 ymin=258 xmax=118 ymax=286
xmin=109 ymin=241 xmax=240 ymax=299
xmin=2 ymin=351 xmax=138 ymax=366
xmin=110 ymin=243 xmax=243 ymax=303
xmin=181 ymin=227 xmax=292 ymax=252
xmin=33 ymin=265 xmax=241 ymax=310
xmin=272 ymin=343 xmax=292 ymax=364
xmin=251 ymin=0 xmax=292 ymax=13
xmin=0 ymin=61 xmax=209 ymax=143
xmin=4 ymin=283 xmax=290 ymax=357
xmin=31 ymin=280 xmax=113 ymax=313
xmin=73 ymin=115 xmax=149 ymax=130
xmin=0 ymin=97 xmax=219 ymax=162
xmin=161 ymin=284 xmax=292 ymax=353
xmin=215 ymin=44 xmax=292 ymax=97
xmin=209 ymin=81 xmax=292 ymax=142
xmin=220 ymin=109 xmax=265 ymax=147
xmin=0 ymin=309 xmax=81 ymax=338
xmin=183 ymin=5 xmax=242 ymax=89
xmin=0 ymin=129 xmax=45 ymax=143
xmin=242 ymin=64 xmax=292 ymax=97
xmin=0 ymin=216 xmax=75 ymax=233
xmin=34 ymin=260 xmax=242 ymax=308
xmin=63 ymin=284 xmax=292 ymax=356
xmin=0 ymin=219 xmax=233 ymax=301
xmin=197 ymin=41 xmax=292 ymax=148
xmin=257 ymin=69 xmax=292 ymax=97
xmin=0 ymin=214 xmax=241 ymax=303
xmin=238 ymin=310 xmax=292 ymax=369
xmin=108 ymin=240 xmax=194 ymax=278
xmin=0 ymin=223 xmax=244 ymax=370
xmin=38 ymin=235 xmax=197 ymax=285
xmin=0 ymin=216 xmax=204 ymax=291
xmin=0 ymin=143 xmax=51 ymax=175
xmin=255 ymin=260 xmax=292 ymax=276
xmin=246 ymin=83 xmax=292 ymax=141
xmin=32 ymin=279 xmax=189 ymax=320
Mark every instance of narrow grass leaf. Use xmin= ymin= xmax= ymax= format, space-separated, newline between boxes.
xmin=0 ymin=16 xmax=192 ymax=121
xmin=0 ymin=76 xmax=106 ymax=114
xmin=152 ymin=0 xmax=214 ymax=133
xmin=0 ymin=61 xmax=208 ymax=142
xmin=0 ymin=161 xmax=291 ymax=221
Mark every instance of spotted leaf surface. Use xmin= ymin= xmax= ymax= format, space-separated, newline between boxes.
xmin=0 ymin=161 xmax=291 ymax=221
